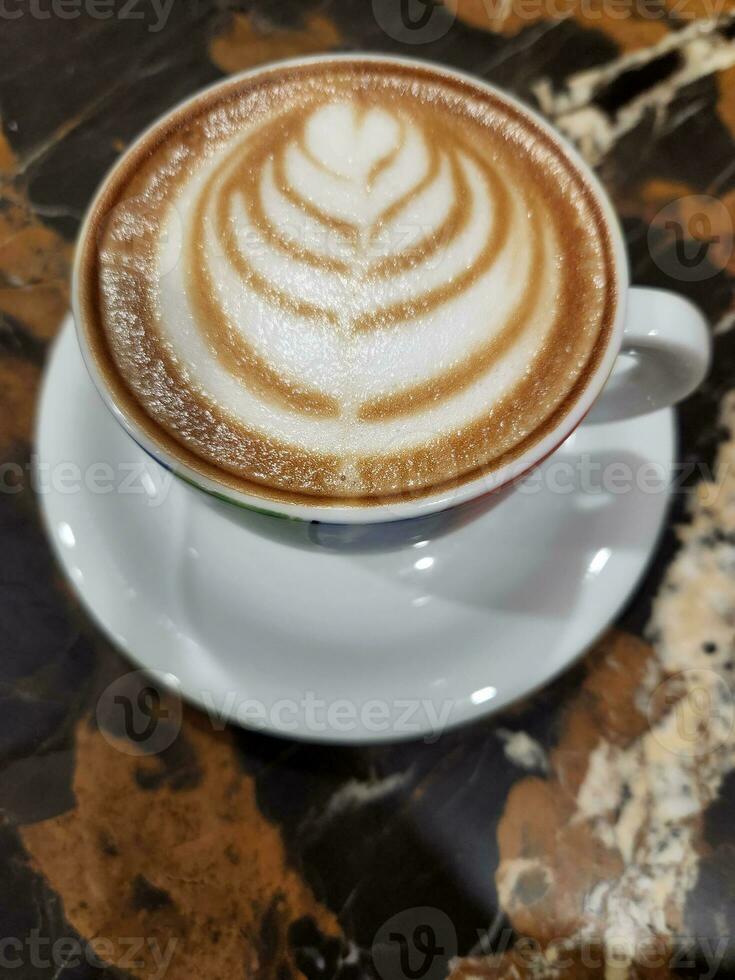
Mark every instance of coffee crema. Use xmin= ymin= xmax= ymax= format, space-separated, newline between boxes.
xmin=79 ymin=59 xmax=617 ymax=505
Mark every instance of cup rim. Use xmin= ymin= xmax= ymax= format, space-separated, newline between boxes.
xmin=72 ymin=50 xmax=629 ymax=525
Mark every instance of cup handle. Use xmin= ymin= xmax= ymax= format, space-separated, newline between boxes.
xmin=587 ymin=286 xmax=711 ymax=424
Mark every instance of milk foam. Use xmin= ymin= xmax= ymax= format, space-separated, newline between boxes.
xmin=90 ymin=62 xmax=615 ymax=502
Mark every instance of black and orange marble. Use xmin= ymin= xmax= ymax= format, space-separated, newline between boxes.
xmin=1 ymin=3 xmax=735 ymax=979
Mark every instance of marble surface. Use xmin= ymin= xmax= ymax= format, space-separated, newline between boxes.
xmin=1 ymin=2 xmax=735 ymax=978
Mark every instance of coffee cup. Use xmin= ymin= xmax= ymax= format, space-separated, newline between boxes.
xmin=72 ymin=53 xmax=710 ymax=528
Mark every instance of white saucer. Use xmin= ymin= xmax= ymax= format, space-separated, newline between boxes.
xmin=37 ymin=319 xmax=675 ymax=743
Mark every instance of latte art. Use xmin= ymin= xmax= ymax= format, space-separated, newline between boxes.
xmin=188 ymin=99 xmax=543 ymax=422
xmin=80 ymin=61 xmax=617 ymax=505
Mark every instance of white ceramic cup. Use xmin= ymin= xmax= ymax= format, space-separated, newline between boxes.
xmin=72 ymin=53 xmax=711 ymax=527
